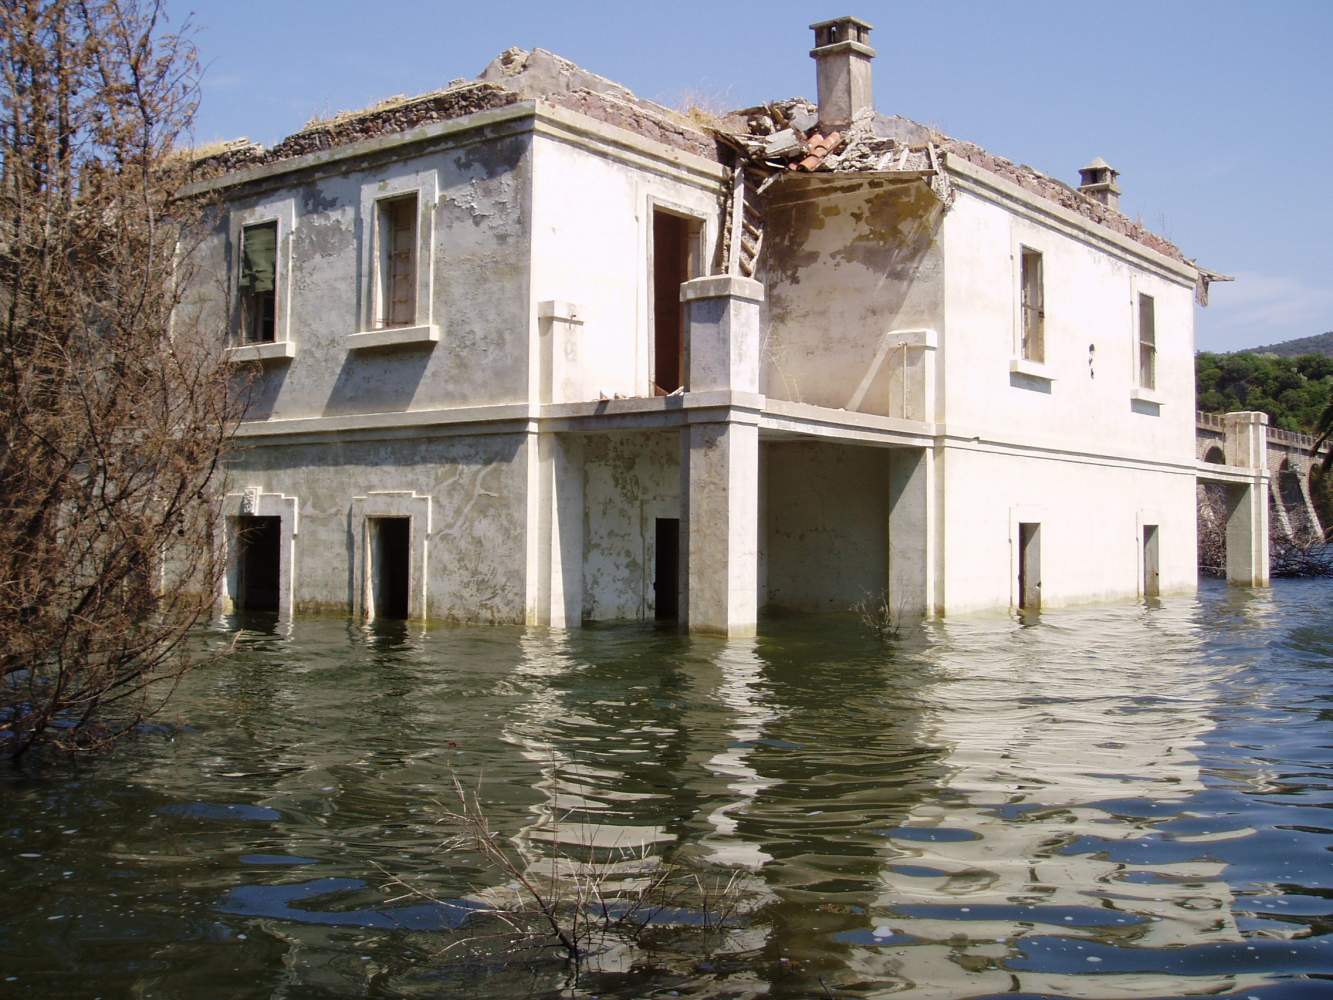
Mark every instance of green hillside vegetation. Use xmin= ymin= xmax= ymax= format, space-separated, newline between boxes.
xmin=1196 ymin=352 xmax=1333 ymax=434
xmin=1238 ymin=331 xmax=1333 ymax=359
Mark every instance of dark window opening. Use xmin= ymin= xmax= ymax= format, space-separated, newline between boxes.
xmin=652 ymin=210 xmax=695 ymax=395
xmin=240 ymin=221 xmax=277 ymax=344
xmin=1143 ymin=524 xmax=1160 ymax=598
xmin=1018 ymin=522 xmax=1041 ymax=611
xmin=370 ymin=517 xmax=411 ymax=620
xmin=236 ymin=515 xmax=281 ymax=612
xmin=654 ymin=517 xmax=680 ymax=621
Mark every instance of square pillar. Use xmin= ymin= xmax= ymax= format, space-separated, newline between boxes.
xmin=538 ymin=300 xmax=583 ymax=404
xmin=682 ymin=417 xmax=760 ymax=637
xmin=1224 ymin=410 xmax=1268 ymax=470
xmin=681 ymin=276 xmax=763 ymax=394
xmin=888 ymin=447 xmax=933 ymax=617
xmin=1222 ymin=411 xmax=1271 ymax=588
xmin=1226 ymin=478 xmax=1270 ymax=588
xmin=528 ymin=432 xmax=584 ymax=627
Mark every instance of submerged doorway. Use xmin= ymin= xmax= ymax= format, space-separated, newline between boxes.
xmin=654 ymin=517 xmax=680 ymax=620
xmin=369 ymin=517 xmax=410 ymax=620
xmin=236 ymin=515 xmax=281 ymax=612
xmin=1018 ymin=522 xmax=1041 ymax=611
xmin=1143 ymin=524 xmax=1160 ymax=598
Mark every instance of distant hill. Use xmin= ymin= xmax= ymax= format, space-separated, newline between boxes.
xmin=1237 ymin=331 xmax=1333 ymax=358
xmin=1196 ymin=350 xmax=1333 ymax=433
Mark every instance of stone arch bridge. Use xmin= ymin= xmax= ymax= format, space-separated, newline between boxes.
xmin=1196 ymin=411 xmax=1330 ymax=584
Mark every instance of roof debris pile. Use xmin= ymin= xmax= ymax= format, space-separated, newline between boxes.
xmin=714 ymin=101 xmax=954 ymax=207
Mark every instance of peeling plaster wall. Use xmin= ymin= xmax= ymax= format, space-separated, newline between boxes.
xmin=759 ymin=179 xmax=945 ymax=415
xmin=530 ymin=134 xmax=723 ymax=401
xmin=227 ymin=433 xmax=530 ymax=622
xmin=581 ymin=430 xmax=681 ymax=621
xmin=763 ymin=440 xmax=889 ymax=611
xmin=212 ymin=129 xmax=534 ymax=421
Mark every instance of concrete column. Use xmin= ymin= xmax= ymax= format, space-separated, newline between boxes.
xmin=1225 ymin=478 xmax=1270 ymax=588
xmin=1222 ymin=411 xmax=1271 ymax=588
xmin=887 ymin=447 xmax=932 ymax=617
xmin=538 ymin=300 xmax=583 ymax=404
xmin=532 ymin=432 xmax=584 ymax=627
xmin=1224 ymin=410 xmax=1268 ymax=470
xmin=680 ymin=276 xmax=763 ymax=394
xmin=681 ymin=417 xmax=760 ymax=637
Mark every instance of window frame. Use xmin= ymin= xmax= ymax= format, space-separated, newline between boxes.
xmin=350 ymin=170 xmax=438 ymax=350
xmin=1136 ymin=291 xmax=1157 ymax=391
xmin=1008 ymin=227 xmax=1055 ymax=383
xmin=227 ymin=196 xmax=296 ymax=360
xmin=239 ymin=220 xmax=279 ymax=344
xmin=1019 ymin=246 xmax=1045 ymax=364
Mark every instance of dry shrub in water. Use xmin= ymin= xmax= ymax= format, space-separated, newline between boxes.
xmin=853 ymin=590 xmax=901 ymax=640
xmin=0 ymin=0 xmax=244 ymax=757
xmin=378 ymin=772 xmax=745 ymax=986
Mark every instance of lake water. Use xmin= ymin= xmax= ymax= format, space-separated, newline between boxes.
xmin=2 ymin=579 xmax=1330 ymax=998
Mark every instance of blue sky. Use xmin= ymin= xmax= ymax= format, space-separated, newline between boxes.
xmin=180 ymin=0 xmax=1331 ymax=353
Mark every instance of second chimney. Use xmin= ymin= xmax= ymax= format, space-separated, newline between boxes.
xmin=1078 ymin=157 xmax=1121 ymax=212
xmin=810 ymin=16 xmax=876 ymax=132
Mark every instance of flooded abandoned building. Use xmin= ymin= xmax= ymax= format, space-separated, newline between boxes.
xmin=187 ymin=17 xmax=1259 ymax=634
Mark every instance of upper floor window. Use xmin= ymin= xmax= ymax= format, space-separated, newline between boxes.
xmin=240 ymin=221 xmax=278 ymax=344
xmin=377 ymin=194 xmax=418 ymax=328
xmin=1020 ymin=247 xmax=1044 ymax=363
xmin=1137 ymin=293 xmax=1156 ymax=390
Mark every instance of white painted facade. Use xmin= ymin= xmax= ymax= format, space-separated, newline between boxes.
xmin=188 ymin=33 xmax=1263 ymax=634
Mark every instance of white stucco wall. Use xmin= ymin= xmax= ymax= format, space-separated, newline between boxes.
xmin=934 ymin=184 xmax=1200 ymax=612
xmin=528 ymin=132 xmax=723 ymax=402
xmin=938 ymin=448 xmax=1198 ymax=614
xmin=940 ymin=187 xmax=1197 ymax=456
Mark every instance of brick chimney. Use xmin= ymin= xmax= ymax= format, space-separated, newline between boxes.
xmin=1078 ymin=157 xmax=1121 ymax=212
xmin=810 ymin=16 xmax=875 ymax=131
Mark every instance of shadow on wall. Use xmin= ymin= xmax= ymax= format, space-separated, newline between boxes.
xmin=324 ymin=345 xmax=434 ymax=416
xmin=236 ymin=362 xmax=292 ymax=422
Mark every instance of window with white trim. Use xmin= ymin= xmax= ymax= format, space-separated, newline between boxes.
xmin=377 ymin=193 xmax=418 ymax=328
xmin=1020 ymin=247 xmax=1044 ymax=363
xmin=239 ymin=221 xmax=278 ymax=344
xmin=1137 ymin=292 xmax=1156 ymax=390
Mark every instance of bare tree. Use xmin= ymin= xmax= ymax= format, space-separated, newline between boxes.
xmin=0 ymin=0 xmax=242 ymax=758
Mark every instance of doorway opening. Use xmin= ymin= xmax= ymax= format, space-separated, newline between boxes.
xmin=369 ymin=517 xmax=411 ymax=620
xmin=1143 ymin=524 xmax=1160 ymax=598
xmin=654 ymin=517 xmax=680 ymax=620
xmin=652 ymin=210 xmax=698 ymax=395
xmin=1018 ymin=522 xmax=1041 ymax=611
xmin=236 ymin=515 xmax=281 ymax=612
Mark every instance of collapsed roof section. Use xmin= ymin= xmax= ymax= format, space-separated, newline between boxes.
xmin=190 ymin=47 xmax=1222 ymax=297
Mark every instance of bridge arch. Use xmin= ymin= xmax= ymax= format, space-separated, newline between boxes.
xmin=1203 ymin=445 xmax=1225 ymax=465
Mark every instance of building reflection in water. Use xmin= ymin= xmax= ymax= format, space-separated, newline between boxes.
xmin=844 ymin=608 xmax=1265 ymax=999
xmin=461 ymin=603 xmax=1271 ymax=997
